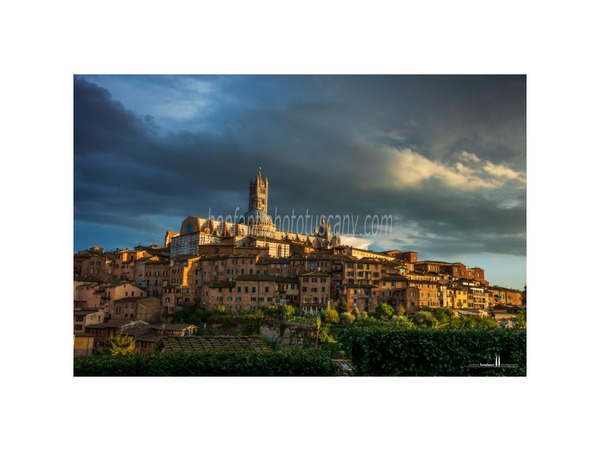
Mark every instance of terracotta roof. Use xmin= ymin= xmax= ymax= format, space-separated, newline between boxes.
xmin=357 ymin=258 xmax=381 ymax=263
xmin=209 ymin=280 xmax=236 ymax=288
xmin=235 ymin=275 xmax=298 ymax=283
xmin=113 ymin=296 xmax=155 ymax=303
xmin=299 ymin=272 xmax=331 ymax=277
xmin=345 ymin=283 xmax=376 ymax=288
xmin=151 ymin=324 xmax=197 ymax=331
xmin=135 ymin=334 xmax=162 ymax=343
xmin=257 ymin=257 xmax=290 ymax=264
xmin=381 ymin=275 xmax=409 ymax=282
xmin=144 ymin=260 xmax=170 ymax=266
xmin=157 ymin=336 xmax=270 ymax=353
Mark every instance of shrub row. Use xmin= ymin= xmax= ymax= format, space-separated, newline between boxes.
xmin=338 ymin=328 xmax=526 ymax=376
xmin=74 ymin=348 xmax=343 ymax=376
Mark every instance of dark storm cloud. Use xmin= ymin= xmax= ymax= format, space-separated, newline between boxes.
xmin=75 ymin=78 xmax=251 ymax=225
xmin=74 ymin=75 xmax=526 ymax=264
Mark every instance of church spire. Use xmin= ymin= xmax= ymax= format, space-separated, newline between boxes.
xmin=248 ymin=167 xmax=268 ymax=213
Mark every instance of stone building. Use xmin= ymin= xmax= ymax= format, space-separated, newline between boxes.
xmin=168 ymin=169 xmax=339 ymax=258
xmin=74 ymin=168 xmax=525 ymax=330
xmin=300 ymin=272 xmax=331 ymax=313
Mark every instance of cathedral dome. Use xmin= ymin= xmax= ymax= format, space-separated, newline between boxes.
xmin=239 ymin=209 xmax=274 ymax=226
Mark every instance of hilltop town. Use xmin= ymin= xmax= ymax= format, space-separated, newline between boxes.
xmin=74 ymin=169 xmax=525 ymax=355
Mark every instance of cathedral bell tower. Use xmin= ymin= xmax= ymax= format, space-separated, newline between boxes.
xmin=248 ymin=166 xmax=268 ymax=213
xmin=239 ymin=167 xmax=275 ymax=237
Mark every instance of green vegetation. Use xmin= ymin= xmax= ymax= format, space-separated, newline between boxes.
xmin=339 ymin=312 xmax=355 ymax=324
xmin=373 ymin=302 xmax=395 ymax=321
xmin=336 ymin=298 xmax=349 ymax=314
xmin=413 ymin=311 xmax=438 ymax=328
xmin=321 ymin=308 xmax=340 ymax=324
xmin=74 ymin=348 xmax=343 ymax=376
xmin=108 ymin=334 xmax=136 ymax=356
xmin=514 ymin=310 xmax=526 ymax=329
xmin=91 ymin=305 xmax=525 ymax=376
xmin=338 ymin=328 xmax=526 ymax=376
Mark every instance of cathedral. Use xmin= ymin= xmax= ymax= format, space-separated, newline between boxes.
xmin=238 ymin=167 xmax=277 ymax=237
xmin=167 ymin=168 xmax=340 ymax=257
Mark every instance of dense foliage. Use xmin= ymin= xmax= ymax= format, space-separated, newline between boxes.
xmin=338 ymin=328 xmax=526 ymax=376
xmin=514 ymin=310 xmax=527 ymax=329
xmin=321 ymin=309 xmax=340 ymax=324
xmin=373 ymin=303 xmax=395 ymax=320
xmin=74 ymin=348 xmax=343 ymax=376
xmin=92 ymin=304 xmax=525 ymax=376
xmin=108 ymin=334 xmax=136 ymax=356
xmin=336 ymin=298 xmax=349 ymax=314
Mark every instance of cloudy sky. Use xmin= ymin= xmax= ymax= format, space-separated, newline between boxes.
xmin=74 ymin=75 xmax=526 ymax=289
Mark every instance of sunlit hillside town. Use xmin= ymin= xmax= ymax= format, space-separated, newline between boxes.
xmin=74 ymin=169 xmax=525 ymax=355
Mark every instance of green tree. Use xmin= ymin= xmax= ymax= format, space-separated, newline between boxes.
xmin=433 ymin=307 xmax=457 ymax=326
xmin=374 ymin=302 xmax=395 ymax=321
xmin=514 ymin=310 xmax=526 ymax=329
xmin=355 ymin=311 xmax=369 ymax=321
xmin=340 ymin=312 xmax=355 ymax=324
xmin=390 ymin=315 xmax=416 ymax=329
xmin=108 ymin=334 xmax=136 ymax=356
xmin=336 ymin=298 xmax=349 ymax=315
xmin=448 ymin=315 xmax=499 ymax=329
xmin=321 ymin=309 xmax=340 ymax=324
xmin=413 ymin=311 xmax=438 ymax=328
xmin=279 ymin=304 xmax=296 ymax=318
xmin=471 ymin=315 xmax=500 ymax=329
xmin=173 ymin=305 xmax=196 ymax=324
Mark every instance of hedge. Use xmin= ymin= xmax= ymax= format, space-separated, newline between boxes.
xmin=74 ymin=348 xmax=342 ymax=376
xmin=338 ymin=328 xmax=526 ymax=376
